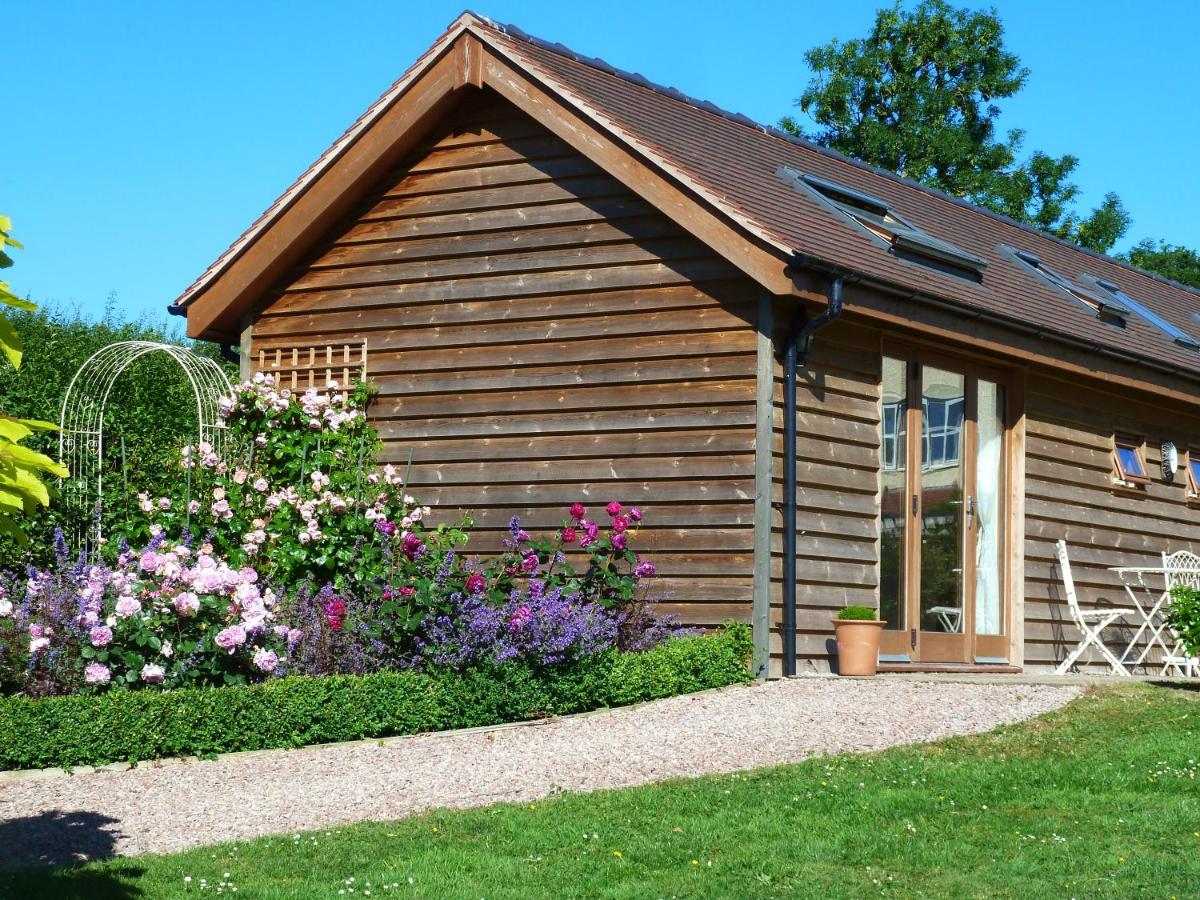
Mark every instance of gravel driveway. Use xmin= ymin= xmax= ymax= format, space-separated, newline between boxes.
xmin=0 ymin=678 xmax=1077 ymax=867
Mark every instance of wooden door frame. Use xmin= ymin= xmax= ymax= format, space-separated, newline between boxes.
xmin=878 ymin=340 xmax=1017 ymax=664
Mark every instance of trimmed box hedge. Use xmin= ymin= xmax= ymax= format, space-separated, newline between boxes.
xmin=0 ymin=625 xmax=750 ymax=771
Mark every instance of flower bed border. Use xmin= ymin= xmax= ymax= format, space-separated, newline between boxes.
xmin=0 ymin=626 xmax=750 ymax=771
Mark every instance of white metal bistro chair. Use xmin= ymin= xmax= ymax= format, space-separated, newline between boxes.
xmin=1160 ymin=550 xmax=1200 ymax=677
xmin=1054 ymin=540 xmax=1129 ymax=675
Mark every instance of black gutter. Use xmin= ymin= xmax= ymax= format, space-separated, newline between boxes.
xmin=782 ymin=276 xmax=844 ymax=677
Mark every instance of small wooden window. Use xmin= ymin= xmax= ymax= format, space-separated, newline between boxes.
xmin=1113 ymin=435 xmax=1149 ymax=485
xmin=1187 ymin=451 xmax=1200 ymax=497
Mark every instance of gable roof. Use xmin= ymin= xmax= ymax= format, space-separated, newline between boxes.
xmin=175 ymin=11 xmax=1200 ymax=390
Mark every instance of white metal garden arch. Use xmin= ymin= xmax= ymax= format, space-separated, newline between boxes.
xmin=59 ymin=341 xmax=234 ymax=525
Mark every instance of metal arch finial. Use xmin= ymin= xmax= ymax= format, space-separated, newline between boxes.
xmin=58 ymin=341 xmax=235 ymax=548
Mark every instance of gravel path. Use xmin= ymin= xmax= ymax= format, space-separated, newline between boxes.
xmin=0 ymin=679 xmax=1077 ymax=867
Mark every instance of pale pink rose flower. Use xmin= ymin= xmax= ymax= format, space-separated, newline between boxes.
xmin=174 ymin=592 xmax=200 ymax=616
xmin=215 ymin=625 xmax=247 ymax=652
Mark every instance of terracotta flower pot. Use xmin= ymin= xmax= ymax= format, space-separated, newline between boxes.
xmin=832 ymin=618 xmax=885 ymax=676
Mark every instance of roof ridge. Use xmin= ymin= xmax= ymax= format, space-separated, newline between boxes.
xmin=473 ymin=13 xmax=1200 ymax=304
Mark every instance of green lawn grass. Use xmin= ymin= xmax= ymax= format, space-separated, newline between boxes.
xmin=4 ymin=682 xmax=1198 ymax=899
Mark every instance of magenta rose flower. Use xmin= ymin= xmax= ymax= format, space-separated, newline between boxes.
xmin=629 ymin=507 xmax=642 ymax=522
xmin=612 ymin=533 xmax=628 ymax=551
xmin=568 ymin=502 xmax=586 ymax=520
xmin=611 ymin=516 xmax=630 ymax=533
xmin=560 ymin=526 xmax=577 ymax=544
xmin=635 ymin=561 xmax=656 ymax=578
xmin=401 ymin=532 xmax=425 ymax=559
xmin=605 ymin=500 xmax=622 ymax=517
xmin=466 ymin=573 xmax=486 ymax=594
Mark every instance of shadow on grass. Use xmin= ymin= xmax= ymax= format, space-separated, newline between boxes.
xmin=1148 ymin=680 xmax=1200 ymax=694
xmin=0 ymin=809 xmax=144 ymax=898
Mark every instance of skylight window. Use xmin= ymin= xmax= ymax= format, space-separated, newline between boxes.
xmin=778 ymin=167 xmax=988 ymax=279
xmin=1083 ymin=276 xmax=1200 ymax=350
xmin=1001 ymin=246 xmax=1129 ymax=325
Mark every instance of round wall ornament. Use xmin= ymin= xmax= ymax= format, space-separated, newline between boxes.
xmin=1161 ymin=441 xmax=1179 ymax=482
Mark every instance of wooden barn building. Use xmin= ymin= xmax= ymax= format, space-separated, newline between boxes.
xmin=174 ymin=13 xmax=1200 ymax=676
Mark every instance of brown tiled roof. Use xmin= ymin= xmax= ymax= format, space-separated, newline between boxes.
xmin=478 ymin=18 xmax=1200 ymax=379
xmin=176 ymin=12 xmax=1200 ymax=381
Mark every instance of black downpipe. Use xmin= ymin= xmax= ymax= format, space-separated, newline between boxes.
xmin=782 ymin=276 xmax=844 ymax=676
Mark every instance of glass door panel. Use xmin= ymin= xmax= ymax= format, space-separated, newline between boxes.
xmin=919 ymin=366 xmax=966 ymax=638
xmin=879 ymin=356 xmax=908 ymax=632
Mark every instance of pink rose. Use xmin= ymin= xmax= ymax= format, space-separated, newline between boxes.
xmin=215 ymin=625 xmax=247 ymax=652
xmin=466 ymin=573 xmax=486 ymax=594
xmin=560 ymin=526 xmax=576 ymax=544
xmin=140 ymin=663 xmax=166 ymax=684
xmin=253 ymin=648 xmax=279 ymax=673
xmin=605 ymin=501 xmax=622 ymax=517
xmin=89 ymin=625 xmax=113 ymax=648
xmin=85 ymin=662 xmax=111 ymax=685
xmin=568 ymin=503 xmax=586 ymax=520
xmin=611 ymin=516 xmax=630 ymax=533
xmin=115 ymin=597 xmax=142 ymax=618
xmin=173 ymin=593 xmax=200 ymax=616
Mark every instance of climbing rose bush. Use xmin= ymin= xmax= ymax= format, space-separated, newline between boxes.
xmin=112 ymin=373 xmax=467 ymax=592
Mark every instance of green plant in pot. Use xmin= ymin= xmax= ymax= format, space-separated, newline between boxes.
xmin=832 ymin=605 xmax=884 ymax=676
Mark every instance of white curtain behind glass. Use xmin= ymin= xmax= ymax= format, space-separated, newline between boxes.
xmin=974 ymin=381 xmax=1003 ymax=635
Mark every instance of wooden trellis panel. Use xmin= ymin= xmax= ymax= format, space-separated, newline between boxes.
xmin=256 ymin=340 xmax=368 ymax=398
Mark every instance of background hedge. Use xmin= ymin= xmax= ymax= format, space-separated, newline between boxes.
xmin=0 ymin=302 xmax=235 ymax=570
xmin=0 ymin=625 xmax=751 ymax=770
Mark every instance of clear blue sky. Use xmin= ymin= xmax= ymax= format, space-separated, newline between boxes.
xmin=6 ymin=0 xmax=1198 ymax=327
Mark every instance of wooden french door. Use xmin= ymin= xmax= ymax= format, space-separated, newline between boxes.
xmin=879 ymin=347 xmax=1011 ymax=664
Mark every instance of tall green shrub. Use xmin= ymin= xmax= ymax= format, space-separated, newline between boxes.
xmin=0 ymin=298 xmax=235 ymax=569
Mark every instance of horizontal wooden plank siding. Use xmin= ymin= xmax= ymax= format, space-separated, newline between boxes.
xmin=773 ymin=317 xmax=883 ymax=673
xmin=1023 ymin=369 xmax=1200 ymax=670
xmin=249 ymin=90 xmax=760 ymax=627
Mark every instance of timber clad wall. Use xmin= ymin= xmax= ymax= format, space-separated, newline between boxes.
xmin=772 ymin=318 xmax=882 ymax=672
xmin=249 ymin=91 xmax=761 ymax=626
xmin=1023 ymin=370 xmax=1200 ymax=669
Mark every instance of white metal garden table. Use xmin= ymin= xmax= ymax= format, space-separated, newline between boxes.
xmin=1107 ymin=566 xmax=1200 ymax=671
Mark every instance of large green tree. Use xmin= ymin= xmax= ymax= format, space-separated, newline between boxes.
xmin=781 ymin=0 xmax=1130 ymax=253
xmin=1121 ymin=239 xmax=1200 ymax=291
